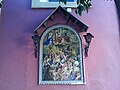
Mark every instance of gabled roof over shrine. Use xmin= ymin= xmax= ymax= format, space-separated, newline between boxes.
xmin=34 ymin=6 xmax=89 ymax=33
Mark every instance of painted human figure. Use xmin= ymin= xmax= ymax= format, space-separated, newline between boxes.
xmin=42 ymin=63 xmax=52 ymax=80
xmin=63 ymin=32 xmax=70 ymax=42
xmin=54 ymin=31 xmax=63 ymax=44
xmin=64 ymin=46 xmax=72 ymax=54
xmin=44 ymin=33 xmax=54 ymax=46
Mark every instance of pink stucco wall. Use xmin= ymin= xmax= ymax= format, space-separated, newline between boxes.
xmin=0 ymin=0 xmax=120 ymax=90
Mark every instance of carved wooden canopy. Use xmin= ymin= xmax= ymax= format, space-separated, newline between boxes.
xmin=34 ymin=5 xmax=89 ymax=34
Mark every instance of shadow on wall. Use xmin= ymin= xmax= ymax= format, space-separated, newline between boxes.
xmin=14 ymin=34 xmax=36 ymax=58
xmin=114 ymin=0 xmax=120 ymax=36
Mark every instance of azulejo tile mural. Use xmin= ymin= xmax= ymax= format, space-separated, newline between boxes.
xmin=39 ymin=25 xmax=85 ymax=84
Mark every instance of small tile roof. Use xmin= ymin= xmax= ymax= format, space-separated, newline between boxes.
xmin=34 ymin=5 xmax=89 ymax=33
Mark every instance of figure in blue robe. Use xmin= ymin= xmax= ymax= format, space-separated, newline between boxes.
xmin=44 ymin=36 xmax=54 ymax=46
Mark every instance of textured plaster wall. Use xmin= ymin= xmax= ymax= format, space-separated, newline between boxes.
xmin=0 ymin=0 xmax=120 ymax=90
